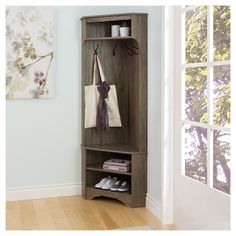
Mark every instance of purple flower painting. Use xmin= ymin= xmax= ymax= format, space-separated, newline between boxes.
xmin=6 ymin=7 xmax=54 ymax=99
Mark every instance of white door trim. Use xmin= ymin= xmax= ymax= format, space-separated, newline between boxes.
xmin=160 ymin=6 xmax=175 ymax=225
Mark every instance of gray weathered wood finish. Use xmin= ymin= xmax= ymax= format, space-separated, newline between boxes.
xmin=81 ymin=13 xmax=147 ymax=208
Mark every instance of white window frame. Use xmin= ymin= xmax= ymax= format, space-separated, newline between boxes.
xmin=180 ymin=6 xmax=231 ymax=191
xmin=161 ymin=6 xmax=175 ymax=224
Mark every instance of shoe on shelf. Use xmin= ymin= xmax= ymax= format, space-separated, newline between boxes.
xmin=95 ymin=176 xmax=111 ymax=189
xmin=110 ymin=180 xmax=122 ymax=191
xmin=118 ymin=181 xmax=130 ymax=192
xmin=101 ymin=177 xmax=117 ymax=190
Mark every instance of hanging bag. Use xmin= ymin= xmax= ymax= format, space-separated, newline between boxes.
xmin=84 ymin=54 xmax=122 ymax=129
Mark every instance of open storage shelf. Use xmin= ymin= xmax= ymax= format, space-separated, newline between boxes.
xmin=85 ymin=16 xmax=131 ymax=39
xmin=86 ymin=164 xmax=132 ymax=176
xmin=81 ymin=13 xmax=147 ymax=208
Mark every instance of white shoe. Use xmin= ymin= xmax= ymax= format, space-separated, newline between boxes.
xmin=95 ymin=176 xmax=111 ymax=189
xmin=101 ymin=177 xmax=117 ymax=190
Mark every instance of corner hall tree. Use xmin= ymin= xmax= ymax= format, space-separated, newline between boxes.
xmin=81 ymin=13 xmax=147 ymax=207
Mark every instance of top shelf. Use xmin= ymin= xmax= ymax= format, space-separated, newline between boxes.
xmin=81 ymin=12 xmax=147 ymax=22
xmin=81 ymin=144 xmax=146 ymax=154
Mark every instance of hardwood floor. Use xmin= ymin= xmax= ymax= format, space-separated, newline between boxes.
xmin=6 ymin=195 xmax=173 ymax=230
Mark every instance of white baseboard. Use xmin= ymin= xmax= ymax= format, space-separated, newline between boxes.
xmin=146 ymin=194 xmax=162 ymax=221
xmin=6 ymin=182 xmax=82 ymax=201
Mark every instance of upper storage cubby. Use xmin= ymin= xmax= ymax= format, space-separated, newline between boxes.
xmin=86 ymin=19 xmax=131 ymax=39
xmin=81 ymin=13 xmax=146 ymax=41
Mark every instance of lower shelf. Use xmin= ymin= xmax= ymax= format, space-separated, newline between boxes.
xmin=86 ymin=165 xmax=132 ymax=176
xmin=82 ymin=147 xmax=147 ymax=208
xmin=86 ymin=186 xmax=132 ymax=207
xmin=87 ymin=186 xmax=131 ymax=196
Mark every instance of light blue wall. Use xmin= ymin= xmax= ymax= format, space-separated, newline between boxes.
xmin=6 ymin=6 xmax=162 ymax=203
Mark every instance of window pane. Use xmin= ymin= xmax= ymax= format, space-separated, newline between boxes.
xmin=213 ymin=65 xmax=230 ymax=127
xmin=213 ymin=6 xmax=230 ymax=61
xmin=213 ymin=131 xmax=230 ymax=194
xmin=184 ymin=124 xmax=207 ymax=184
xmin=185 ymin=6 xmax=207 ymax=63
xmin=185 ymin=67 xmax=207 ymax=123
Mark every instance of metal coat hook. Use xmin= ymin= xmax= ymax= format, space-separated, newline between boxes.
xmin=112 ymin=44 xmax=117 ymax=56
xmin=93 ymin=44 xmax=99 ymax=55
xmin=126 ymin=44 xmax=139 ymax=56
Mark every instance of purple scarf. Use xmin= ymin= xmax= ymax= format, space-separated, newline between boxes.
xmin=96 ymin=81 xmax=110 ymax=132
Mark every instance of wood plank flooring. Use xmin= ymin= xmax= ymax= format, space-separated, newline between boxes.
xmin=6 ymin=195 xmax=173 ymax=230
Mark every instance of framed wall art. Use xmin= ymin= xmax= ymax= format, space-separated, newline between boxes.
xmin=6 ymin=6 xmax=54 ymax=99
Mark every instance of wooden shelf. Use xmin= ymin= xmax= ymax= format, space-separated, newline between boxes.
xmin=81 ymin=12 xmax=147 ymax=21
xmin=82 ymin=14 xmax=132 ymax=22
xmin=87 ymin=186 xmax=131 ymax=196
xmin=84 ymin=36 xmax=134 ymax=41
xmin=81 ymin=144 xmax=146 ymax=154
xmin=86 ymin=164 xmax=132 ymax=176
xmin=86 ymin=186 xmax=132 ymax=207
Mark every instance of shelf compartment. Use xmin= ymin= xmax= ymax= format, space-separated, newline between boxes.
xmin=86 ymin=169 xmax=132 ymax=194
xmin=86 ymin=164 xmax=132 ymax=176
xmin=81 ymin=144 xmax=145 ymax=154
xmin=86 ymin=20 xmax=132 ymax=38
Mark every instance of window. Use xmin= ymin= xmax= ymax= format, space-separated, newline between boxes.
xmin=181 ymin=6 xmax=230 ymax=194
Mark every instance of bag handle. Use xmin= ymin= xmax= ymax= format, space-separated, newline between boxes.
xmin=92 ymin=54 xmax=105 ymax=85
xmin=92 ymin=55 xmax=97 ymax=85
xmin=96 ymin=55 xmax=105 ymax=82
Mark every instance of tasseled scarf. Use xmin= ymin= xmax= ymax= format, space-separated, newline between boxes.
xmin=96 ymin=81 xmax=110 ymax=132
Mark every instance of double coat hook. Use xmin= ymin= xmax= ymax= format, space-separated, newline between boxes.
xmin=93 ymin=44 xmax=99 ymax=55
xmin=126 ymin=44 xmax=139 ymax=56
xmin=93 ymin=43 xmax=117 ymax=56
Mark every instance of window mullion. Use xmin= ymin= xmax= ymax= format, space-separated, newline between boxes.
xmin=209 ymin=125 xmax=230 ymax=133
xmin=181 ymin=60 xmax=230 ymax=69
xmin=207 ymin=6 xmax=213 ymax=187
xmin=181 ymin=120 xmax=207 ymax=129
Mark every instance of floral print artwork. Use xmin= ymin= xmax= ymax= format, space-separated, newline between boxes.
xmin=6 ymin=7 xmax=54 ymax=99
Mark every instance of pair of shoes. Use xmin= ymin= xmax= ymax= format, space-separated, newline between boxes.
xmin=95 ymin=176 xmax=130 ymax=192
xmin=95 ymin=176 xmax=117 ymax=190
xmin=110 ymin=180 xmax=130 ymax=192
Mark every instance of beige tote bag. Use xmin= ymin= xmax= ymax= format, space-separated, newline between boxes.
xmin=84 ymin=54 xmax=122 ymax=128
